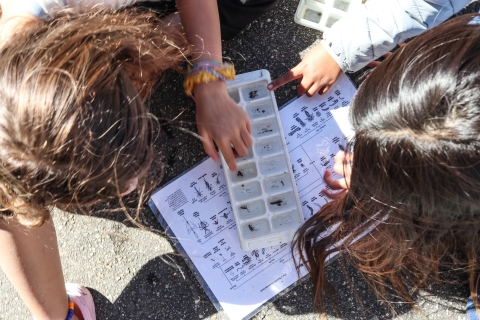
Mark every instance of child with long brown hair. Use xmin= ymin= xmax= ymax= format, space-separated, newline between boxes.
xmin=293 ymin=13 xmax=480 ymax=319
xmin=0 ymin=8 xmax=189 ymax=320
xmin=1 ymin=0 xmax=280 ymax=172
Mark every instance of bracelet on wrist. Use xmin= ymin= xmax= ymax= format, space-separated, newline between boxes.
xmin=65 ymin=295 xmax=75 ymax=320
xmin=184 ymin=60 xmax=235 ymax=96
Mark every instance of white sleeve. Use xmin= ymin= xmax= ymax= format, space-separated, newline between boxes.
xmin=23 ymin=0 xmax=142 ymax=19
xmin=322 ymin=0 xmax=470 ymax=72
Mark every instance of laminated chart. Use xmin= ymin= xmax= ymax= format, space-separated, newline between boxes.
xmin=149 ymin=73 xmax=356 ymax=320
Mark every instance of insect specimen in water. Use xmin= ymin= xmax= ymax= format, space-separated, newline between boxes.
xmin=261 ymin=125 xmax=273 ymax=134
xmin=240 ymin=205 xmax=250 ymax=212
xmin=249 ymin=90 xmax=258 ymax=99
xmin=270 ymin=199 xmax=284 ymax=206
xmin=281 ymin=181 xmax=284 ymax=186
xmin=237 ymin=171 xmax=244 ymax=177
xmin=248 ymin=224 xmax=256 ymax=231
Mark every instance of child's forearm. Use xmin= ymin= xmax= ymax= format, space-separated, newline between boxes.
xmin=176 ymin=0 xmax=223 ymax=63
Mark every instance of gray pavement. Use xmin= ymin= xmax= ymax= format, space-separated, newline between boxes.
xmin=1 ymin=0 xmax=478 ymax=319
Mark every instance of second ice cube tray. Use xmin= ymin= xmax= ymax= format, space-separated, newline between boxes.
xmin=294 ymin=0 xmax=362 ymax=32
xmin=221 ymin=70 xmax=303 ymax=251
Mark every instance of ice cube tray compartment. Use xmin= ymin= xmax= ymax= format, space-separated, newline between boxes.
xmin=263 ymin=173 xmax=291 ymax=194
xmin=272 ymin=211 xmax=302 ymax=231
xmin=252 ymin=119 xmax=279 ymax=138
xmin=246 ymin=101 xmax=275 ymax=119
xmin=228 ymin=89 xmax=241 ymax=103
xmin=258 ymin=156 xmax=288 ymax=176
xmin=230 ymin=162 xmax=258 ymax=183
xmin=237 ymin=199 xmax=266 ymax=219
xmin=222 ymin=69 xmax=304 ymax=251
xmin=240 ymin=81 xmax=269 ymax=101
xmin=254 ymin=136 xmax=283 ymax=156
xmin=267 ymin=192 xmax=297 ymax=212
xmin=241 ymin=219 xmax=271 ymax=239
xmin=295 ymin=0 xmax=362 ymax=32
xmin=233 ymin=181 xmax=262 ymax=201
xmin=236 ymin=148 xmax=254 ymax=163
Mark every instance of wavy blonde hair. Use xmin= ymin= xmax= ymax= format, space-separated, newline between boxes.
xmin=0 ymin=8 xmax=189 ymax=227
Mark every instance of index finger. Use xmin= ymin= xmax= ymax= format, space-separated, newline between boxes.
xmin=218 ymin=142 xmax=237 ymax=172
xmin=268 ymin=68 xmax=302 ymax=91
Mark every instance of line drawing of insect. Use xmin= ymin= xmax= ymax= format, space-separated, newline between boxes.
xmin=305 ymin=110 xmax=314 ymax=122
xmin=194 ymin=186 xmax=202 ymax=197
xmin=306 ymin=204 xmax=314 ymax=216
xmin=204 ymin=179 xmax=212 ymax=191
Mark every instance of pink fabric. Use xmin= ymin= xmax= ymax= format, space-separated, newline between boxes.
xmin=66 ymin=283 xmax=96 ymax=320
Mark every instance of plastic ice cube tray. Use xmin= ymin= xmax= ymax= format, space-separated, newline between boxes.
xmin=221 ymin=70 xmax=303 ymax=251
xmin=294 ymin=0 xmax=362 ymax=32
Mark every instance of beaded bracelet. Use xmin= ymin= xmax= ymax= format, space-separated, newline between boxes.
xmin=65 ymin=295 xmax=75 ymax=320
xmin=184 ymin=60 xmax=235 ymax=96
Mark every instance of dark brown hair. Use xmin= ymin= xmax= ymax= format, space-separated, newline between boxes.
xmin=294 ymin=13 xmax=480 ymax=315
xmin=0 ymin=8 xmax=189 ymax=227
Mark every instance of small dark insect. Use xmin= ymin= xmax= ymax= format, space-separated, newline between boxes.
xmin=248 ymin=224 xmax=256 ymax=231
xmin=240 ymin=205 xmax=248 ymax=210
xmin=237 ymin=171 xmax=244 ymax=177
xmin=270 ymin=199 xmax=284 ymax=206
xmin=249 ymin=90 xmax=258 ymax=99
xmin=280 ymin=181 xmax=284 ymax=186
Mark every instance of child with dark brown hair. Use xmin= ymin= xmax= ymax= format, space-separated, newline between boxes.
xmin=293 ymin=13 xmax=480 ymax=319
xmin=0 ymin=8 xmax=189 ymax=320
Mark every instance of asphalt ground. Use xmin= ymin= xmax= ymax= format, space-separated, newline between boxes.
xmin=1 ymin=0 xmax=479 ymax=319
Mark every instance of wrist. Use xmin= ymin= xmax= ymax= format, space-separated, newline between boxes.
xmin=184 ymin=60 xmax=235 ymax=96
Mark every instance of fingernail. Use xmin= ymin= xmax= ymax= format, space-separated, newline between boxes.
xmin=267 ymin=83 xmax=273 ymax=90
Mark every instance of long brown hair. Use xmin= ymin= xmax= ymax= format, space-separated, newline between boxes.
xmin=294 ymin=14 xmax=480 ymax=315
xmin=0 ymin=8 xmax=189 ymax=227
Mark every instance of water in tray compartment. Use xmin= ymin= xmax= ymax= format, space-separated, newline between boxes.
xmin=254 ymin=137 xmax=282 ymax=156
xmin=304 ymin=9 xmax=322 ymax=23
xmin=241 ymin=82 xmax=268 ymax=101
xmin=228 ymin=89 xmax=241 ymax=103
xmin=263 ymin=173 xmax=291 ymax=194
xmin=333 ymin=0 xmax=350 ymax=11
xmin=272 ymin=211 xmax=302 ymax=231
xmin=238 ymin=199 xmax=266 ymax=219
xmin=233 ymin=181 xmax=262 ymax=201
xmin=231 ymin=162 xmax=257 ymax=182
xmin=252 ymin=119 xmax=278 ymax=138
xmin=237 ymin=148 xmax=254 ymax=162
xmin=241 ymin=219 xmax=271 ymax=239
xmin=246 ymin=101 xmax=274 ymax=119
xmin=267 ymin=192 xmax=296 ymax=212
xmin=258 ymin=156 xmax=287 ymax=175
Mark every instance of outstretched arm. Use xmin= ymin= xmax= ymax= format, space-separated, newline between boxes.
xmin=269 ymin=0 xmax=470 ymax=95
xmin=177 ymin=0 xmax=252 ymax=172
